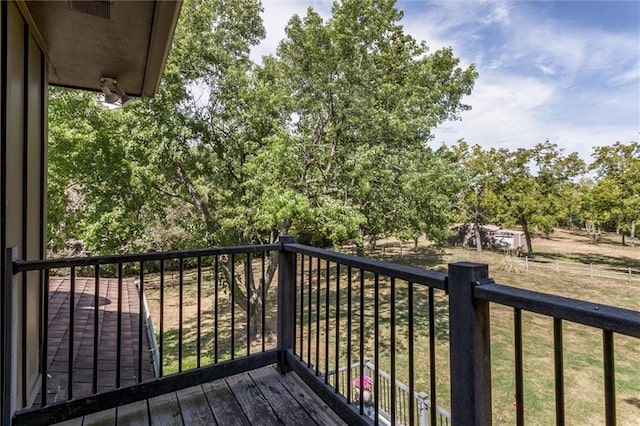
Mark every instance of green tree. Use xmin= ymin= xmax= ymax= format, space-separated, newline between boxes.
xmin=588 ymin=142 xmax=640 ymax=246
xmin=268 ymin=0 xmax=478 ymax=253
xmin=48 ymin=89 xmax=160 ymax=255
xmin=454 ymin=142 xmax=584 ymax=254
xmin=447 ymin=141 xmax=499 ymax=253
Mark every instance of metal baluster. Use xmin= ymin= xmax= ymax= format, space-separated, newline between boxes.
xmin=554 ymin=318 xmax=565 ymax=426
xmin=514 ymin=308 xmax=524 ymax=426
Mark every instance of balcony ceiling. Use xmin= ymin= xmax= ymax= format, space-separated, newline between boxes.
xmin=25 ymin=0 xmax=182 ymax=97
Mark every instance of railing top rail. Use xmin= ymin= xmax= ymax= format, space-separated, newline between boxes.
xmin=283 ymin=243 xmax=447 ymax=290
xmin=476 ymin=282 xmax=640 ymax=338
xmin=13 ymin=244 xmax=280 ymax=272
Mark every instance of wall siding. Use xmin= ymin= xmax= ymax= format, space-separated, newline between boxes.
xmin=1 ymin=1 xmax=47 ymax=420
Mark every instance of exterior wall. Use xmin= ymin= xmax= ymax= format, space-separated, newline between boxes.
xmin=1 ymin=1 xmax=47 ymax=419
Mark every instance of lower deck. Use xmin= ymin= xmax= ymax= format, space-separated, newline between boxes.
xmin=53 ymin=366 xmax=345 ymax=426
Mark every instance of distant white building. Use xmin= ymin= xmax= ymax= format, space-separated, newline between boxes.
xmin=449 ymin=225 xmax=526 ymax=253
xmin=493 ymin=229 xmax=526 ymax=252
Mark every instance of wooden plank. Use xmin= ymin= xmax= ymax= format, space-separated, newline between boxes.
xmin=248 ymin=367 xmax=316 ymax=426
xmin=225 ymin=372 xmax=281 ymax=425
xmin=276 ymin=371 xmax=346 ymax=426
xmin=148 ymin=392 xmax=183 ymax=426
xmin=201 ymin=378 xmax=250 ymax=426
xmin=175 ymin=385 xmax=217 ymax=426
xmin=117 ymin=399 xmax=149 ymax=425
xmin=82 ymin=408 xmax=116 ymax=426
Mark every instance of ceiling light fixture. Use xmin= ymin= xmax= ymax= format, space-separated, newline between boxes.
xmin=100 ymin=77 xmax=135 ymax=106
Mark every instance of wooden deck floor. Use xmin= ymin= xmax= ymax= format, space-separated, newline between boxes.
xmin=52 ymin=366 xmax=346 ymax=426
xmin=46 ymin=277 xmax=154 ymax=403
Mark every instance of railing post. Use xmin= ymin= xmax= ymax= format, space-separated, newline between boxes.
xmin=448 ymin=262 xmax=492 ymax=425
xmin=3 ymin=247 xmax=17 ymax=425
xmin=277 ymin=235 xmax=296 ymax=373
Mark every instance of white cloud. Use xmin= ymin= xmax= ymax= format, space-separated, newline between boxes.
xmin=434 ymin=73 xmax=557 ymax=148
xmin=252 ymin=0 xmax=639 ymax=160
xmin=608 ymin=61 xmax=640 ymax=86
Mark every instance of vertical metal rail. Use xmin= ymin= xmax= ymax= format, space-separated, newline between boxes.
xmin=138 ymin=262 xmax=144 ymax=383
xmin=346 ymin=266 xmax=352 ymax=404
xmin=292 ymin=255 xmax=297 ymax=363
xmin=359 ymin=269 xmax=365 ymax=416
xmin=246 ymin=253 xmax=251 ymax=357
xmin=315 ymin=257 xmax=321 ymax=376
xmin=553 ymin=318 xmax=564 ymax=426
xmin=92 ymin=266 xmax=99 ymax=394
xmin=197 ymin=256 xmax=202 ymax=366
xmin=214 ymin=255 xmax=219 ymax=363
xmin=429 ymin=287 xmax=437 ymax=426
xmin=603 ymin=330 xmax=615 ymax=426
xmin=178 ymin=258 xmax=183 ymax=372
xmin=390 ymin=277 xmax=396 ymax=424
xmin=324 ymin=260 xmax=330 ymax=385
xmin=514 ymin=308 xmax=524 ymax=426
xmin=20 ymin=270 xmax=26 ymax=407
xmin=335 ymin=264 xmax=340 ymax=394
xmin=307 ymin=255 xmax=312 ymax=368
xmin=374 ymin=273 xmax=380 ymax=425
xmin=116 ymin=264 xmax=122 ymax=388
xmin=68 ymin=268 xmax=76 ymax=397
xmin=231 ymin=253 xmax=235 ymax=360
xmin=299 ymin=255 xmax=304 ymax=360
xmin=261 ymin=251 xmax=266 ymax=353
xmin=408 ymin=282 xmax=415 ymax=426
xmin=159 ymin=259 xmax=164 ymax=378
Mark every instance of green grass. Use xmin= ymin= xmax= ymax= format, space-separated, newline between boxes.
xmin=141 ymin=234 xmax=640 ymax=425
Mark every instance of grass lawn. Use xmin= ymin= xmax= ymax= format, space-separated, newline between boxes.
xmin=142 ymin=228 xmax=640 ymax=425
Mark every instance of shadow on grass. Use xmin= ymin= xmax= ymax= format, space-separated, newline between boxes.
xmin=157 ymin=298 xmax=279 ymax=374
xmin=624 ymin=397 xmax=640 ymax=409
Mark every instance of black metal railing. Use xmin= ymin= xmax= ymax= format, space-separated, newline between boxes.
xmin=2 ymin=238 xmax=640 ymax=425
xmin=6 ymin=244 xmax=279 ymax=425
xmin=282 ymin=243 xmax=449 ymax=426
xmin=473 ymin=281 xmax=640 ymax=426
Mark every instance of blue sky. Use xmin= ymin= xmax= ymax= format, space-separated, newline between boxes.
xmin=253 ymin=1 xmax=639 ymax=161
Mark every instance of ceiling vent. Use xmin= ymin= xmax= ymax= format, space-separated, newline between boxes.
xmin=68 ymin=1 xmax=112 ymax=20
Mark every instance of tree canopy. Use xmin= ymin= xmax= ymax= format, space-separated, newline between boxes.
xmin=48 ymin=0 xmax=639 ymax=263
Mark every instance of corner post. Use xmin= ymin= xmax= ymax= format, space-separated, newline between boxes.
xmin=448 ymin=262 xmax=492 ymax=425
xmin=3 ymin=247 xmax=17 ymax=425
xmin=277 ymin=236 xmax=296 ymax=373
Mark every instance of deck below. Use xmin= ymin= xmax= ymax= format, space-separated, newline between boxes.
xmin=52 ymin=366 xmax=346 ymax=426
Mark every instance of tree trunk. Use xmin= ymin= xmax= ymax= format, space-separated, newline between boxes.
xmin=473 ymin=186 xmax=483 ymax=253
xmin=220 ymin=250 xmax=279 ymax=340
xmin=521 ymin=217 xmax=534 ymax=254
xmin=413 ymin=235 xmax=419 ymax=252
xmin=622 ymin=233 xmax=626 ymax=246
xmin=356 ymin=228 xmax=365 ymax=256
xmin=631 ymin=219 xmax=636 ymax=248
xmin=474 ymin=221 xmax=482 ymax=254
